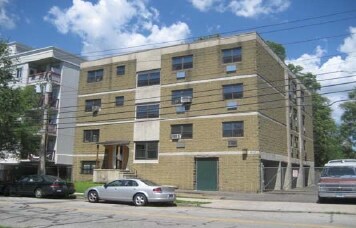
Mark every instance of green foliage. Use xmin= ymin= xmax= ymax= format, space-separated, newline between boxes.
xmin=287 ymin=63 xmax=344 ymax=166
xmin=287 ymin=64 xmax=321 ymax=92
xmin=74 ymin=181 xmax=101 ymax=193
xmin=312 ymin=93 xmax=344 ymax=165
xmin=339 ymin=88 xmax=356 ymax=158
xmin=266 ymin=40 xmax=286 ymax=61
xmin=0 ymin=40 xmax=41 ymax=159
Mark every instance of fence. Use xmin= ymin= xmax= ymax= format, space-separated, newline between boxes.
xmin=262 ymin=166 xmax=324 ymax=192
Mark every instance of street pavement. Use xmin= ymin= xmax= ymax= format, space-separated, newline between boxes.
xmin=174 ymin=186 xmax=356 ymax=215
xmin=75 ymin=185 xmax=356 ymax=215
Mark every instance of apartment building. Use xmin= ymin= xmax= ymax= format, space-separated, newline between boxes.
xmin=0 ymin=42 xmax=83 ymax=180
xmin=73 ymin=32 xmax=314 ymax=192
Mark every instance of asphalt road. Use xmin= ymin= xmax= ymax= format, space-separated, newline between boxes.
xmin=1 ymin=196 xmax=356 ymax=228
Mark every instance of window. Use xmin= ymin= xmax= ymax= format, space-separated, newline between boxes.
xmin=87 ymin=69 xmax=104 ymax=83
xmin=115 ymin=96 xmax=124 ymax=106
xmin=222 ymin=121 xmax=244 ymax=137
xmin=83 ymin=129 xmax=100 ymax=142
xmin=172 ymin=55 xmax=193 ymax=71
xmin=137 ymin=70 xmax=160 ymax=87
xmin=116 ymin=65 xmax=125 ymax=75
xmin=223 ymin=84 xmax=243 ymax=99
xmin=301 ymin=90 xmax=305 ymax=111
xmin=172 ymin=89 xmax=193 ymax=104
xmin=16 ymin=68 xmax=22 ymax=78
xmin=85 ymin=99 xmax=101 ymax=112
xmin=171 ymin=124 xmax=193 ymax=139
xmin=81 ymin=161 xmax=96 ymax=174
xmin=135 ymin=141 xmax=158 ymax=160
xmin=222 ymin=47 xmax=242 ymax=64
xmin=136 ymin=103 xmax=159 ymax=119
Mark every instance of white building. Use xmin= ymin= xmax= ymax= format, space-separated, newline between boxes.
xmin=0 ymin=42 xmax=84 ymax=180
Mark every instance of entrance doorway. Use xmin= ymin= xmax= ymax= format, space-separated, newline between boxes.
xmin=97 ymin=140 xmax=130 ymax=170
xmin=196 ymin=157 xmax=218 ymax=191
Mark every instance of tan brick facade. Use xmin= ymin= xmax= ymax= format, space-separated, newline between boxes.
xmin=73 ymin=33 xmax=314 ymax=192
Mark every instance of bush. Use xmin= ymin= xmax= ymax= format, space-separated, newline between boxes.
xmin=74 ymin=181 xmax=101 ymax=193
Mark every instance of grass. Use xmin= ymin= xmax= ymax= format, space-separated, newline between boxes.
xmin=74 ymin=181 xmax=102 ymax=193
xmin=175 ymin=199 xmax=211 ymax=207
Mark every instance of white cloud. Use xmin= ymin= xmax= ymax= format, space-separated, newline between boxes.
xmin=45 ymin=0 xmax=190 ymax=58
xmin=189 ymin=0 xmax=291 ymax=18
xmin=189 ymin=0 xmax=220 ymax=12
xmin=287 ymin=27 xmax=356 ymax=122
xmin=0 ymin=0 xmax=16 ymax=29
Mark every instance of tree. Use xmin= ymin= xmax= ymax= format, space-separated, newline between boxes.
xmin=339 ymin=88 xmax=356 ymax=158
xmin=267 ymin=40 xmax=345 ymax=166
xmin=266 ymin=40 xmax=286 ymax=61
xmin=288 ymin=63 xmax=344 ymax=166
xmin=0 ymin=39 xmax=41 ymax=159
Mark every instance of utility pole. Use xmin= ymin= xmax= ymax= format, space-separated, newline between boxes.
xmin=38 ymin=75 xmax=51 ymax=175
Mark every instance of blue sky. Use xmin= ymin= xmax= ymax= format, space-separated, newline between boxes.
xmin=0 ymin=0 xmax=355 ymax=121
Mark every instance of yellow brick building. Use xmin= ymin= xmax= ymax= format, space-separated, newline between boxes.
xmin=73 ymin=33 xmax=314 ymax=192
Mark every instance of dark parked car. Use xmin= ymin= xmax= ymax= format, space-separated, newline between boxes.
xmin=0 ymin=180 xmax=7 ymax=195
xmin=5 ymin=175 xmax=75 ymax=198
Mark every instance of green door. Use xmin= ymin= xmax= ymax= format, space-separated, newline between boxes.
xmin=196 ymin=158 xmax=218 ymax=191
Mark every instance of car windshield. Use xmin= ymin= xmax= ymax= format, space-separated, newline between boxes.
xmin=321 ymin=166 xmax=356 ymax=177
xmin=141 ymin=179 xmax=159 ymax=186
xmin=43 ymin=175 xmax=65 ymax=182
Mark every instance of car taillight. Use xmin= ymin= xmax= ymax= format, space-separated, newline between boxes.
xmin=153 ymin=187 xmax=162 ymax=193
xmin=50 ymin=183 xmax=60 ymax=188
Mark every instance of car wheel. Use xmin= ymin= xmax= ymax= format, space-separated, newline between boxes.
xmin=133 ymin=193 xmax=147 ymax=206
xmin=88 ymin=190 xmax=99 ymax=203
xmin=35 ymin=188 xmax=43 ymax=198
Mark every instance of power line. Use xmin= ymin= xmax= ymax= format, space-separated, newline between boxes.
xmin=19 ymin=86 xmax=355 ymax=128
xmin=56 ymin=72 xmax=356 ymax=113
xmin=10 ymin=10 xmax=356 ymax=62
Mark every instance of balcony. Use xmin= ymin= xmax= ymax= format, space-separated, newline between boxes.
xmin=47 ymin=124 xmax=57 ymax=135
xmin=93 ymin=169 xmax=136 ymax=183
xmin=27 ymin=71 xmax=61 ymax=84
xmin=46 ymin=150 xmax=55 ymax=162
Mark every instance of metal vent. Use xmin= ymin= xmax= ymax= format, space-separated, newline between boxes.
xmin=228 ymin=140 xmax=237 ymax=147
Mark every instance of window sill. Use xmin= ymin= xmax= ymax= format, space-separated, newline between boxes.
xmin=133 ymin=159 xmax=159 ymax=164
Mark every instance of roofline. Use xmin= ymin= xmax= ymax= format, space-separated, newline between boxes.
xmin=10 ymin=46 xmax=85 ymax=67
xmin=81 ymin=32 xmax=258 ymax=66
xmin=11 ymin=46 xmax=84 ymax=60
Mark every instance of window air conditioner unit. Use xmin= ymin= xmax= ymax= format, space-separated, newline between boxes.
xmin=227 ymin=101 xmax=238 ymax=110
xmin=92 ymin=106 xmax=101 ymax=113
xmin=180 ymin=96 xmax=192 ymax=104
xmin=176 ymin=71 xmax=186 ymax=79
xmin=226 ymin=64 xmax=237 ymax=73
xmin=228 ymin=139 xmax=237 ymax=147
xmin=171 ymin=134 xmax=181 ymax=140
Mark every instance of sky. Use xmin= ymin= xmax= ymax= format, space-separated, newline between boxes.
xmin=0 ymin=0 xmax=355 ymax=122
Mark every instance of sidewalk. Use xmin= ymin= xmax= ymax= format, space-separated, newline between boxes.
xmin=177 ymin=197 xmax=356 ymax=215
xmin=176 ymin=188 xmax=356 ymax=215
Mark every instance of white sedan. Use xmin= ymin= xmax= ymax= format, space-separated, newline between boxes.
xmin=84 ymin=179 xmax=176 ymax=206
